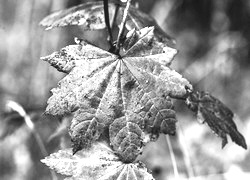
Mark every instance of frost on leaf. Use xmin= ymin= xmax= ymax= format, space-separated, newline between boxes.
xmin=39 ymin=1 xmax=175 ymax=47
xmin=186 ymin=89 xmax=247 ymax=149
xmin=41 ymin=142 xmax=154 ymax=180
xmin=42 ymin=27 xmax=192 ymax=160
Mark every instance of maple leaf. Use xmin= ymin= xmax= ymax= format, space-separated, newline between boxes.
xmin=40 ymin=1 xmax=175 ymax=47
xmin=41 ymin=27 xmax=192 ymax=162
xmin=41 ymin=142 xmax=155 ymax=180
xmin=186 ymin=89 xmax=247 ymax=149
xmin=40 ymin=1 xmax=109 ymax=30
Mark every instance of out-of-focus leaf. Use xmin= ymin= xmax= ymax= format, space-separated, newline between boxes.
xmin=0 ymin=100 xmax=34 ymax=140
xmin=186 ymin=90 xmax=247 ymax=149
xmin=42 ymin=27 xmax=191 ymax=161
xmin=47 ymin=115 xmax=72 ymax=143
xmin=0 ymin=113 xmax=24 ymax=140
xmin=41 ymin=142 xmax=155 ymax=180
xmin=40 ymin=1 xmax=175 ymax=47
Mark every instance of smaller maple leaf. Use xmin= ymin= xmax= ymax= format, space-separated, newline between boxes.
xmin=41 ymin=142 xmax=155 ymax=180
xmin=186 ymin=89 xmax=247 ymax=149
xmin=39 ymin=1 xmax=109 ymax=30
xmin=40 ymin=1 xmax=175 ymax=47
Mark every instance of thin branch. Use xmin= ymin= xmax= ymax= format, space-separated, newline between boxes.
xmin=103 ymin=0 xmax=113 ymax=47
xmin=115 ymin=0 xmax=132 ymax=55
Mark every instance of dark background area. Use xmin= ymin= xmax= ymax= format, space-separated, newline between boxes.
xmin=0 ymin=0 xmax=250 ymax=180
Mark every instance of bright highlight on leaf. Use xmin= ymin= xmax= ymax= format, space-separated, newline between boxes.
xmin=41 ymin=26 xmax=191 ymax=162
xmin=41 ymin=142 xmax=155 ymax=180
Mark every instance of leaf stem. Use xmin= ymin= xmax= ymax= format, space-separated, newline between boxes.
xmin=108 ymin=2 xmax=120 ymax=53
xmin=115 ymin=0 xmax=132 ymax=55
xmin=110 ymin=3 xmax=120 ymax=30
xmin=103 ymin=0 xmax=113 ymax=48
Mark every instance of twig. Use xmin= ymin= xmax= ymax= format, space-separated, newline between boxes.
xmin=115 ymin=0 xmax=132 ymax=55
xmin=166 ymin=135 xmax=180 ymax=179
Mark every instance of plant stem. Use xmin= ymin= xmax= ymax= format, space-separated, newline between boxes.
xmin=166 ymin=135 xmax=180 ymax=179
xmin=178 ymin=126 xmax=195 ymax=178
xmin=103 ymin=0 xmax=113 ymax=48
xmin=110 ymin=3 xmax=120 ymax=30
xmin=115 ymin=0 xmax=132 ymax=55
xmin=108 ymin=3 xmax=120 ymax=53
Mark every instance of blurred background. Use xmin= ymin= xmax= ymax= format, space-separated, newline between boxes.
xmin=0 ymin=0 xmax=250 ymax=179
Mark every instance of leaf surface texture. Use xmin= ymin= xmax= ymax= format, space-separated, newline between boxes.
xmin=42 ymin=27 xmax=192 ymax=161
xmin=41 ymin=142 xmax=154 ymax=180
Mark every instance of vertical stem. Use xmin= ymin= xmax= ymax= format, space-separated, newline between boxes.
xmin=103 ymin=0 xmax=113 ymax=47
xmin=107 ymin=2 xmax=120 ymax=53
xmin=110 ymin=4 xmax=120 ymax=30
xmin=115 ymin=0 xmax=132 ymax=54
xmin=166 ymin=135 xmax=180 ymax=179
xmin=178 ymin=126 xmax=195 ymax=178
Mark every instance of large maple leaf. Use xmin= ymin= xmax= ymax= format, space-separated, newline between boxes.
xmin=41 ymin=142 xmax=155 ymax=180
xmin=42 ymin=27 xmax=192 ymax=162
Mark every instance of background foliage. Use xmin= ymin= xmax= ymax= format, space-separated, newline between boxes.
xmin=0 ymin=0 xmax=250 ymax=180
